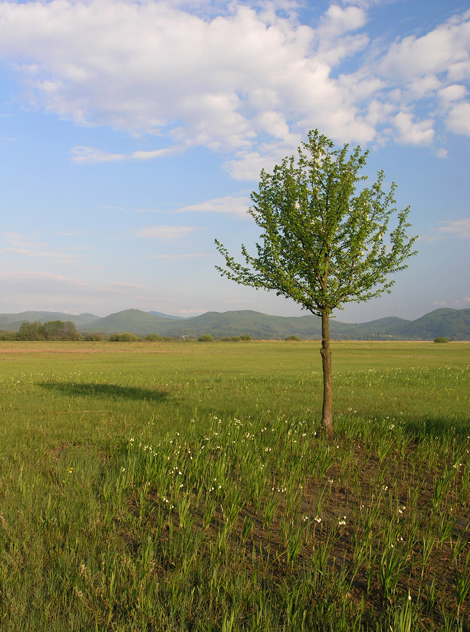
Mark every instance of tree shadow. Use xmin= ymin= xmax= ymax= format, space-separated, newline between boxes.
xmin=39 ymin=381 xmax=168 ymax=402
xmin=401 ymin=415 xmax=469 ymax=441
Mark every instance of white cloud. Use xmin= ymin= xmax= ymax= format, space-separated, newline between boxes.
xmin=393 ymin=112 xmax=434 ymax=145
xmin=0 ymin=232 xmax=80 ymax=264
xmin=438 ymin=84 xmax=467 ymax=106
xmin=454 ymin=296 xmax=470 ymax=307
xmin=134 ymin=225 xmax=195 ymax=239
xmin=446 ymin=102 xmax=470 ymax=135
xmin=315 ymin=5 xmax=369 ymax=65
xmin=319 ymin=5 xmax=367 ymax=37
xmin=172 ymin=194 xmax=252 ymax=218
xmin=380 ymin=12 xmax=470 ymax=81
xmin=0 ymin=0 xmax=469 ymax=174
xmin=71 ymin=145 xmax=182 ymax=163
xmin=437 ymin=218 xmax=470 ymax=238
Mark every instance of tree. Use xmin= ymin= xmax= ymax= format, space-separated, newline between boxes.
xmin=43 ymin=320 xmax=81 ymax=341
xmin=215 ymin=130 xmax=417 ymax=439
xmin=18 ymin=321 xmax=46 ymax=341
xmin=43 ymin=320 xmax=65 ymax=341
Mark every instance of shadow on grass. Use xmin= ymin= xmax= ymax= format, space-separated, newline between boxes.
xmin=402 ymin=415 xmax=470 ymax=440
xmin=39 ymin=381 xmax=168 ymax=402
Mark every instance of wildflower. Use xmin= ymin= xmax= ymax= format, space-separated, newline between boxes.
xmin=314 ymin=516 xmax=322 ymax=523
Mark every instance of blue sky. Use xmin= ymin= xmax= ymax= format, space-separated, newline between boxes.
xmin=0 ymin=0 xmax=469 ymax=322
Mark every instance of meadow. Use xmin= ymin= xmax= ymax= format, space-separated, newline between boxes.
xmin=0 ymin=340 xmax=469 ymax=631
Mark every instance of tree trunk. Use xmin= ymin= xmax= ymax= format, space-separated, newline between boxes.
xmin=320 ymin=310 xmax=334 ymax=439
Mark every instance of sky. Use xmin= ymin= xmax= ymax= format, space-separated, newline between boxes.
xmin=0 ymin=0 xmax=469 ymax=323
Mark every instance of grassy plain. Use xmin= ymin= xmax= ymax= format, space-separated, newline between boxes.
xmin=0 ymin=340 xmax=469 ymax=630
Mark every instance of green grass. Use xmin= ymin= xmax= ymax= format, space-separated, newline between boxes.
xmin=0 ymin=340 xmax=469 ymax=630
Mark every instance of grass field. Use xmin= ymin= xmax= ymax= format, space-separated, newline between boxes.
xmin=0 ymin=340 xmax=469 ymax=630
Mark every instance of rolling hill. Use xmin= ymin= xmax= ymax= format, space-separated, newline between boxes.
xmin=1 ymin=307 xmax=470 ymax=340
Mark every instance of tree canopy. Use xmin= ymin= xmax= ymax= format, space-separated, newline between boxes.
xmin=215 ymin=130 xmax=417 ymax=438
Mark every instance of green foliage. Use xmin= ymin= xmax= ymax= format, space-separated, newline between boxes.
xmin=17 ymin=320 xmax=81 ymax=341
xmin=216 ymin=129 xmax=417 ymax=316
xmin=18 ymin=321 xmax=46 ymax=340
xmin=0 ymin=330 xmax=18 ymax=340
xmin=145 ymin=334 xmax=163 ymax=341
xmin=83 ymin=333 xmax=105 ymax=341
xmin=285 ymin=335 xmax=301 ymax=341
xmin=434 ymin=337 xmax=449 ymax=343
xmin=113 ymin=332 xmax=141 ymax=342
xmin=216 ymin=130 xmax=417 ymax=436
xmin=198 ymin=334 xmax=214 ymax=342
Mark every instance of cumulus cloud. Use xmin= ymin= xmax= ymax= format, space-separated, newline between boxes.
xmin=380 ymin=12 xmax=470 ymax=81
xmin=438 ymin=84 xmax=467 ymax=106
xmin=446 ymin=102 xmax=470 ymax=135
xmin=0 ymin=0 xmax=469 ymax=177
xmin=393 ymin=112 xmax=434 ymax=145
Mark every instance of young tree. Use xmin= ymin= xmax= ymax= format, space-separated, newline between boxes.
xmin=215 ymin=130 xmax=417 ymax=439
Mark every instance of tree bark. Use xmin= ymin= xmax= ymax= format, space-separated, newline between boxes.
xmin=320 ymin=310 xmax=334 ymax=439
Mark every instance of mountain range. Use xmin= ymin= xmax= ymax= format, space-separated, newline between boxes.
xmin=1 ymin=307 xmax=470 ymax=340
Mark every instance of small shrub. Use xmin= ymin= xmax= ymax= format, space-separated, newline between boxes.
xmin=84 ymin=333 xmax=104 ymax=341
xmin=285 ymin=335 xmax=301 ymax=341
xmin=239 ymin=334 xmax=253 ymax=341
xmin=434 ymin=337 xmax=449 ymax=343
xmin=112 ymin=332 xmax=141 ymax=342
xmin=198 ymin=334 xmax=214 ymax=342
xmin=145 ymin=334 xmax=162 ymax=342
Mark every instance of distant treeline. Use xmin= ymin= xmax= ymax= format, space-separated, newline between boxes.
xmin=0 ymin=321 xmax=256 ymax=343
xmin=6 ymin=320 xmax=83 ymax=341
